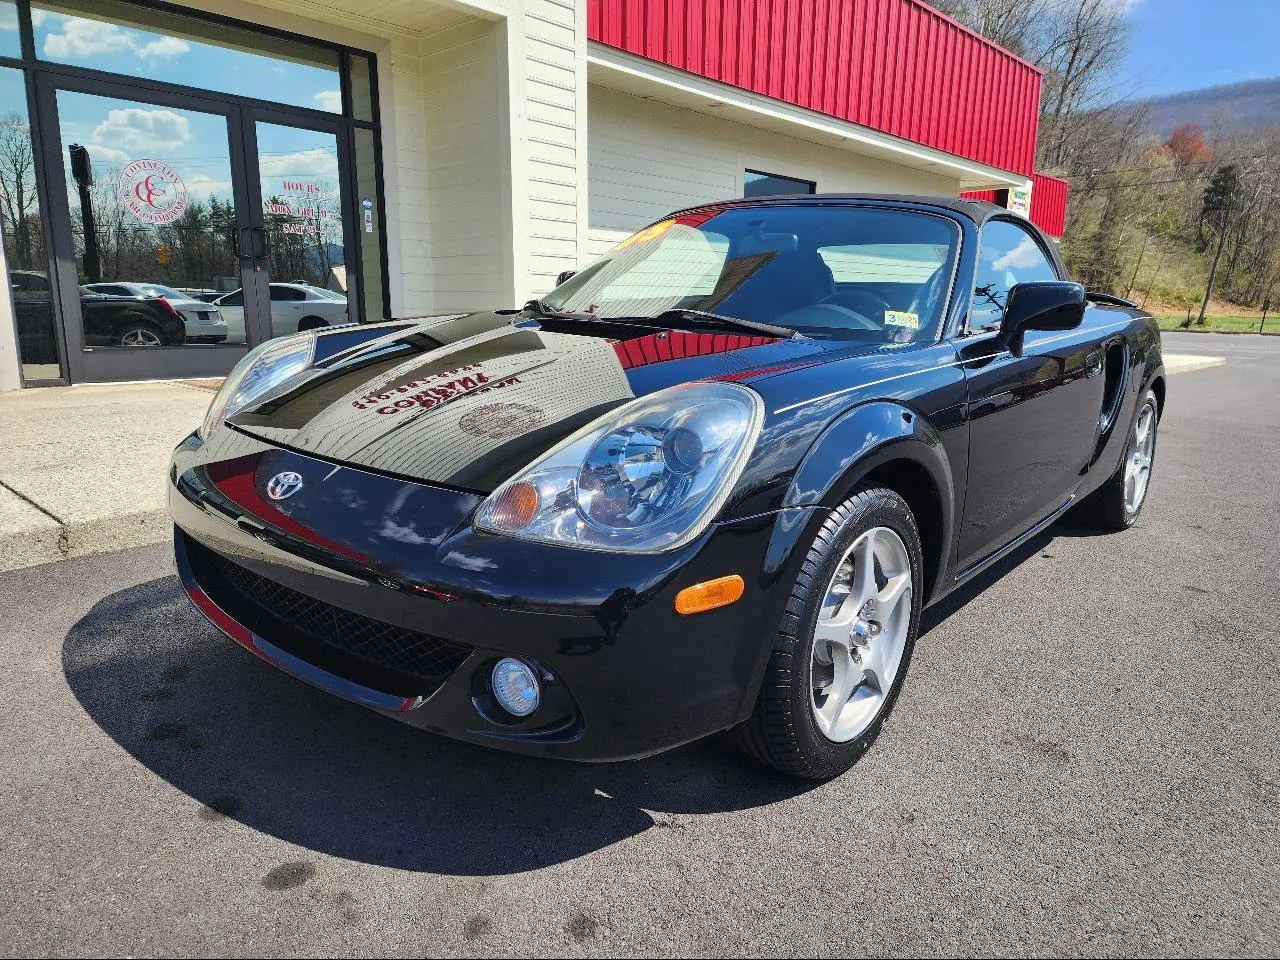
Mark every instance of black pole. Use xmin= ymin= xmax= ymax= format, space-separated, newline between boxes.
xmin=68 ymin=144 xmax=100 ymax=283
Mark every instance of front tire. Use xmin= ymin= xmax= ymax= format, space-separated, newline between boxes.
xmin=1075 ymin=388 xmax=1159 ymax=531
xmin=731 ymin=485 xmax=923 ymax=779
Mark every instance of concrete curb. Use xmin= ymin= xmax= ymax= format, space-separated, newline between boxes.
xmin=1164 ymin=354 xmax=1227 ymax=375
xmin=0 ymin=501 xmax=170 ymax=573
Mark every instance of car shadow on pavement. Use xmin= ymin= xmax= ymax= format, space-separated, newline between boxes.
xmin=63 ymin=574 xmax=811 ymax=876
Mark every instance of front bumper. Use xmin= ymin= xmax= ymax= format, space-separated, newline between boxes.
xmin=169 ymin=433 xmax=803 ymax=761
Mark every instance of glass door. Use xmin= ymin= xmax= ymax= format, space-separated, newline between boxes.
xmin=240 ymin=111 xmax=356 ymax=344
xmin=37 ymin=74 xmax=258 ymax=382
xmin=36 ymin=77 xmax=360 ymax=383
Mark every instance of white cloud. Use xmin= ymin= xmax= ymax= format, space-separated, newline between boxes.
xmin=257 ymin=147 xmax=339 ymax=180
xmin=41 ymin=15 xmax=191 ymax=63
xmin=313 ymin=90 xmax=343 ymax=113
xmin=91 ymin=107 xmax=191 ymax=154
xmin=138 ymin=36 xmax=189 ymax=60
xmin=992 ymin=235 xmax=1045 ymax=271
xmin=0 ymin=6 xmax=18 ymax=31
xmin=43 ymin=19 xmax=133 ymax=59
xmin=185 ymin=173 xmax=233 ymax=197
xmin=79 ymin=143 xmax=131 ymax=169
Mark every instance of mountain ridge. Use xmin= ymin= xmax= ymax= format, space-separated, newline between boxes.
xmin=1133 ymin=78 xmax=1280 ymax=137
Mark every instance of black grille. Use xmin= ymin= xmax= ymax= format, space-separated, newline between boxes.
xmin=188 ymin=538 xmax=471 ymax=694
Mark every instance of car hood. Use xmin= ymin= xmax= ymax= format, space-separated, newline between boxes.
xmin=227 ymin=311 xmax=847 ymax=491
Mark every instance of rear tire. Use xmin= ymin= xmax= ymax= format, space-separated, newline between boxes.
xmin=730 ymin=485 xmax=923 ymax=780
xmin=1075 ymin=388 xmax=1159 ymax=531
xmin=114 ymin=317 xmax=166 ymax=347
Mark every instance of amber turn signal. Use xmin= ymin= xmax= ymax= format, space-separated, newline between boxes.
xmin=674 ymin=574 xmax=745 ymax=615
xmin=489 ymin=481 xmax=539 ymax=530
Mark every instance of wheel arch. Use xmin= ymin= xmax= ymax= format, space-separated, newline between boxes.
xmin=768 ymin=401 xmax=957 ymax=608
xmin=1150 ymin=373 xmax=1166 ymax=418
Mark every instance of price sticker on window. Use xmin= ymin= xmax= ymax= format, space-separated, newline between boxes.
xmin=884 ymin=310 xmax=920 ymax=329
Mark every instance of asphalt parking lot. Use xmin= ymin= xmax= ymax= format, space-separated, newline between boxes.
xmin=2 ymin=337 xmax=1278 ymax=957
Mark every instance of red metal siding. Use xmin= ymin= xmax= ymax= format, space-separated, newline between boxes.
xmin=588 ymin=0 xmax=1042 ymax=175
xmin=1029 ymin=171 xmax=1069 ymax=238
xmin=960 ymin=171 xmax=1069 ymax=237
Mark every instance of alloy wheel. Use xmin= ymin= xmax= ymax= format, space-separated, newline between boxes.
xmin=1124 ymin=399 xmax=1157 ymax=516
xmin=120 ymin=327 xmax=162 ymax=347
xmin=810 ymin=525 xmax=913 ymax=743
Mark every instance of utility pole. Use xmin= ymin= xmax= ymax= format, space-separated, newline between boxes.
xmin=68 ymin=144 xmax=100 ymax=283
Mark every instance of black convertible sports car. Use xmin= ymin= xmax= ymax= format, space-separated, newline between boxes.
xmin=169 ymin=195 xmax=1163 ymax=779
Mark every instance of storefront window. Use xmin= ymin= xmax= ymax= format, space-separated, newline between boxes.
xmin=0 ymin=66 xmax=63 ymax=380
xmin=0 ymin=1 xmax=21 ymax=58
xmin=33 ymin=0 xmax=343 ymax=115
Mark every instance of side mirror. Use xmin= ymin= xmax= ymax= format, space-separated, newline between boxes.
xmin=555 ymin=269 xmax=577 ymax=286
xmin=1000 ymin=281 xmax=1086 ymax=353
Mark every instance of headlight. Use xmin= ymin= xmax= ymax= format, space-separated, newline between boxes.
xmin=475 ymin=382 xmax=763 ymax=553
xmin=201 ymin=335 xmax=314 ymax=438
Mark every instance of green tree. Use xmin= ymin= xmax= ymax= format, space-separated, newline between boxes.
xmin=1193 ymin=164 xmax=1242 ymax=326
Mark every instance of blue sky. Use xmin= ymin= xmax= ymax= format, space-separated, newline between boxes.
xmin=1120 ymin=0 xmax=1280 ymax=99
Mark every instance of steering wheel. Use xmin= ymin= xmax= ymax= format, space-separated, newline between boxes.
xmin=777 ymin=302 xmax=880 ymax=331
xmin=824 ymin=288 xmax=895 ymax=321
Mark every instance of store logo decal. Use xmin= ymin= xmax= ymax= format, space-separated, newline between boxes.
xmin=119 ymin=158 xmax=188 ymax=226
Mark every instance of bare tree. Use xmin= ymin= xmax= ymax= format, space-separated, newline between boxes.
xmin=1037 ymin=0 xmax=1132 ymax=169
xmin=927 ymin=0 xmax=1054 ymax=60
xmin=0 ymin=111 xmax=40 ymax=270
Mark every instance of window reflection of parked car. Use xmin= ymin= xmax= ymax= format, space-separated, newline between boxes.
xmin=213 ymin=282 xmax=349 ymax=343
xmin=83 ymin=282 xmax=227 ymax=344
xmin=11 ymin=270 xmax=188 ymax=350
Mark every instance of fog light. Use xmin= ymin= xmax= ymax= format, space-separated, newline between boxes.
xmin=491 ymin=657 xmax=540 ymax=717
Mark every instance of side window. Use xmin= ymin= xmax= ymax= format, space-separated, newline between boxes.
xmin=271 ymin=286 xmax=305 ymax=302
xmin=220 ymin=290 xmax=243 ymax=306
xmin=970 ymin=220 xmax=1059 ymax=332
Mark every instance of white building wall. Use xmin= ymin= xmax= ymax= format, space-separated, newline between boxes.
xmin=509 ymin=0 xmax=589 ymax=301
xmin=413 ymin=17 xmax=511 ymax=316
xmin=585 ymin=86 xmax=964 ymax=262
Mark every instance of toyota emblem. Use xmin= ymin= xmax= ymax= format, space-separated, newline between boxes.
xmin=266 ymin=471 xmax=304 ymax=500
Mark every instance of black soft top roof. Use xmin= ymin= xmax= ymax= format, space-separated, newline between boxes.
xmin=671 ymin=192 xmax=1011 ymax=224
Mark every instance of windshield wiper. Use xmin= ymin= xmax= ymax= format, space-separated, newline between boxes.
xmin=646 ymin=308 xmax=801 ymax=339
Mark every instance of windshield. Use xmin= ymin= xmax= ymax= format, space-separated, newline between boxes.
xmin=542 ymin=205 xmax=959 ymax=341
